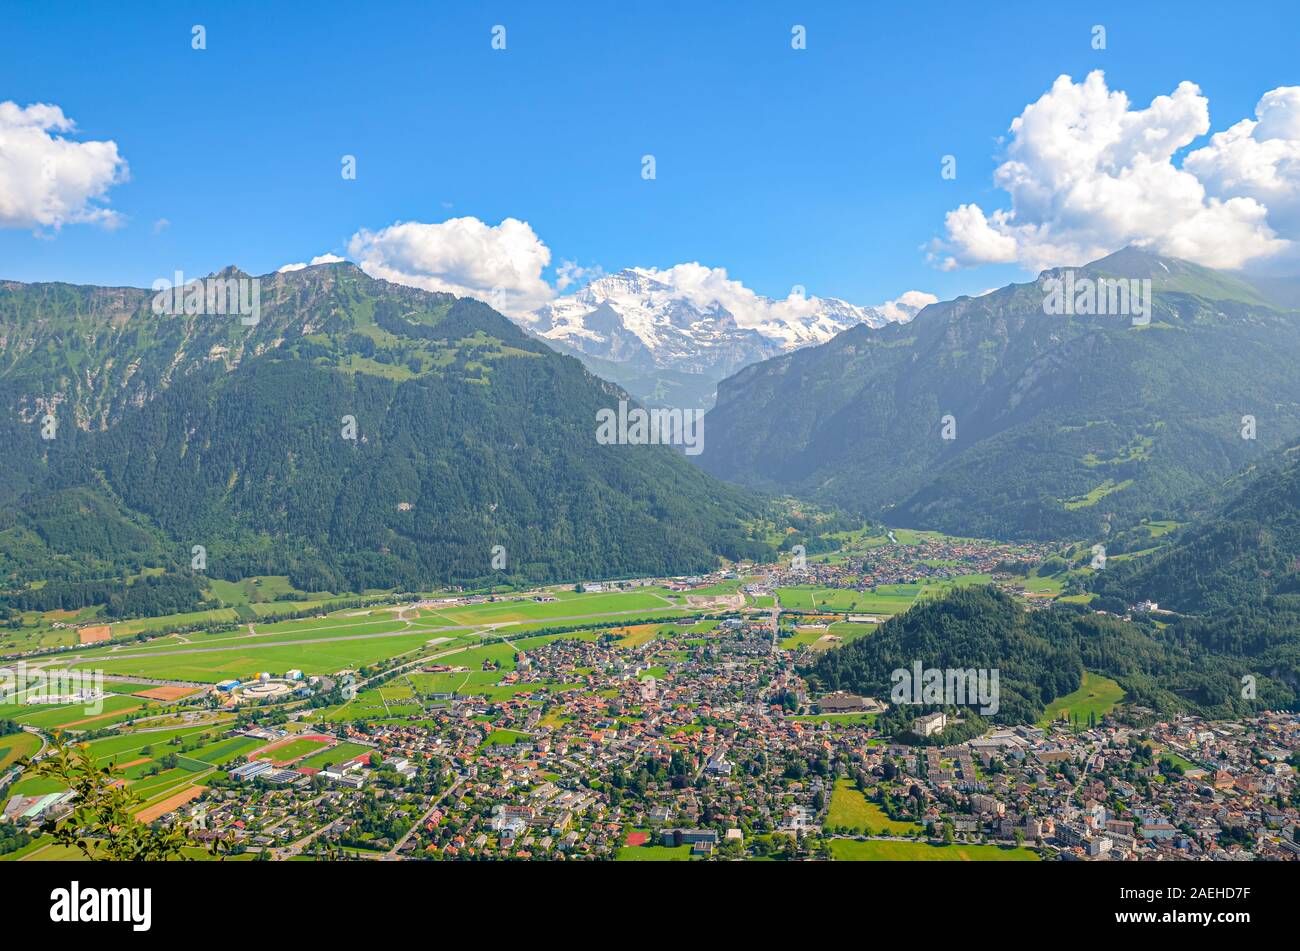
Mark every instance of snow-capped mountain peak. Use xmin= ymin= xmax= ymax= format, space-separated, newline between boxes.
xmin=520 ymin=265 xmax=932 ymax=376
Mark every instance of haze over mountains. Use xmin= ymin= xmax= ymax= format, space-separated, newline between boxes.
xmin=699 ymin=248 xmax=1300 ymax=541
xmin=518 ymin=266 xmax=933 ymax=410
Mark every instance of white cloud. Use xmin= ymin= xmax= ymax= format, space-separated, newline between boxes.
xmin=333 ymin=217 xmax=929 ymax=329
xmin=277 ymin=253 xmax=346 ymax=273
xmin=930 ymin=72 xmax=1295 ymax=272
xmin=1184 ymin=86 xmax=1300 ymax=244
xmin=346 ymin=217 xmax=554 ymax=316
xmin=878 ymin=289 xmax=939 ymax=321
xmin=0 ymin=101 xmax=128 ymax=231
xmin=555 ymin=259 xmax=604 ymax=290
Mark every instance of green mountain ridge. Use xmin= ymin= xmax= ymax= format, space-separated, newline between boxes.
xmin=1094 ymin=443 xmax=1300 ymax=614
xmin=805 ymin=586 xmax=1295 ymax=729
xmin=699 ymin=248 xmax=1300 ymax=540
xmin=0 ymin=264 xmax=772 ymax=597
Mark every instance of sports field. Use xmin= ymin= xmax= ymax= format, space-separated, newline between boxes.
xmin=253 ymin=736 xmax=331 ymax=764
xmin=299 ymin=741 xmax=373 ymax=770
xmin=6 ymin=722 xmax=236 ymax=804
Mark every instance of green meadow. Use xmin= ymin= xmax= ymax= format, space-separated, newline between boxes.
xmin=827 ymin=781 xmax=923 ymax=834
xmin=53 ymin=629 xmax=445 ymax=683
xmin=616 ymin=843 xmax=692 ymax=861
xmin=1039 ymin=672 xmax=1125 ymax=727
xmin=830 ymin=839 xmax=1039 ymax=861
xmin=776 ymin=585 xmax=919 ymax=614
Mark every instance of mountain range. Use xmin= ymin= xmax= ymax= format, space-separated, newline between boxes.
xmin=517 ymin=267 xmax=927 ymax=410
xmin=0 ymin=263 xmax=773 ymax=598
xmin=698 ymin=248 xmax=1300 ymax=541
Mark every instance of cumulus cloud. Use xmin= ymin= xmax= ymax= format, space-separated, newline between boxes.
xmin=347 ymin=217 xmax=554 ymax=316
xmin=335 ymin=217 xmax=928 ymax=327
xmin=0 ymin=101 xmax=129 ymax=231
xmin=1184 ymin=86 xmax=1300 ymax=247
xmin=929 ymin=72 xmax=1297 ymax=272
xmin=878 ymin=289 xmax=939 ymax=321
xmin=277 ymin=253 xmax=346 ymax=273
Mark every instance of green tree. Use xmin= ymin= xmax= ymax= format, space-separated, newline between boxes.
xmin=24 ymin=734 xmax=192 ymax=861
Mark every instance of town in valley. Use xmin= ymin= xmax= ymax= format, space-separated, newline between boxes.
xmin=3 ymin=529 xmax=1295 ymax=863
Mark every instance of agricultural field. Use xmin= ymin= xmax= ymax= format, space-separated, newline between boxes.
xmin=319 ymin=689 xmax=389 ymax=723
xmin=0 ymin=624 xmax=78 ymax=654
xmin=0 ymin=694 xmax=158 ymax=733
xmin=0 ymin=730 xmax=40 ymax=771
xmin=1038 ymin=673 xmax=1125 ymax=728
xmin=204 ymin=575 xmax=331 ymax=607
xmin=826 ymin=621 xmax=876 ymax=645
xmin=612 ymin=624 xmax=669 ymax=648
xmin=781 ymin=620 xmax=877 ymax=651
xmin=6 ymin=722 xmax=232 ymax=804
xmin=829 ymin=840 xmax=1039 ymax=861
xmin=779 ymin=626 xmax=830 ymax=650
xmin=319 ymin=639 xmax=554 ymax=722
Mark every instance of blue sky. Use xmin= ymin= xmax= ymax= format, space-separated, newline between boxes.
xmin=3 ymin=0 xmax=1299 ymax=310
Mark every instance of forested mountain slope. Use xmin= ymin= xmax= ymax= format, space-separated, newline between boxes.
xmin=700 ymin=248 xmax=1300 ymax=540
xmin=0 ymin=263 xmax=772 ymax=600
